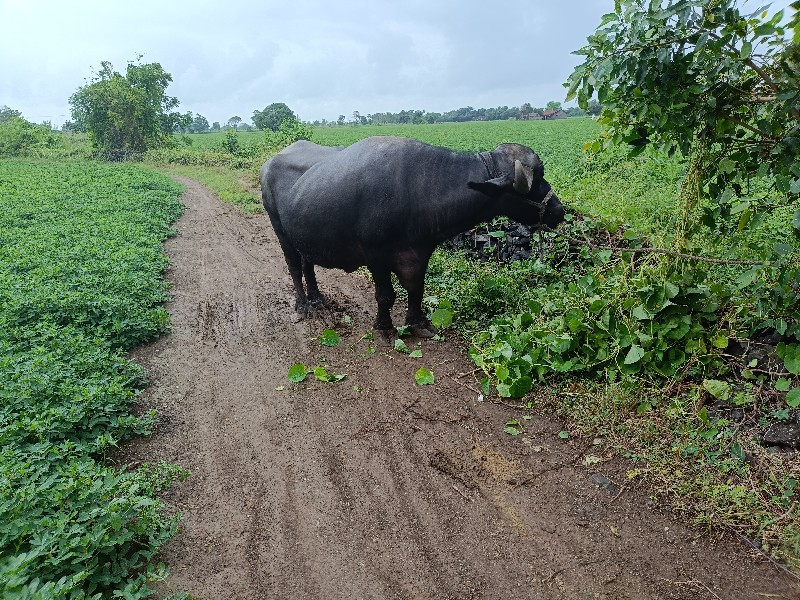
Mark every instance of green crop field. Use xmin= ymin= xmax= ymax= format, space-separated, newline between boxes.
xmin=0 ymin=160 xmax=186 ymax=598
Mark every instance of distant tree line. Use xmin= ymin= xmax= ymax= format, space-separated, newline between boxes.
xmin=312 ymin=100 xmax=601 ymax=126
xmin=10 ymin=53 xmax=604 ymax=161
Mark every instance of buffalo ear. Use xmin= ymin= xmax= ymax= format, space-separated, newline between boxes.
xmin=467 ymin=176 xmax=510 ymax=195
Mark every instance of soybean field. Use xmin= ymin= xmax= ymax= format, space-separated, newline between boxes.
xmin=0 ymin=160 xmax=185 ymax=598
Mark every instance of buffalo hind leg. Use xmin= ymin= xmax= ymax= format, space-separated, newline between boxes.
xmin=270 ymin=227 xmax=308 ymax=312
xmin=369 ymin=265 xmax=396 ymax=346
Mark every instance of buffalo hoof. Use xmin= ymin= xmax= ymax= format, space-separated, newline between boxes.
xmin=308 ymin=293 xmax=326 ymax=308
xmin=374 ymin=328 xmax=395 ymax=347
xmin=410 ymin=321 xmax=438 ymax=339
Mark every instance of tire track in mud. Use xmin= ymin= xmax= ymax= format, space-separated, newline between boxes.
xmin=127 ymin=177 xmax=800 ymax=600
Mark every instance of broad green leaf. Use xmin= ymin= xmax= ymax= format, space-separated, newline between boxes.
xmin=624 ymin=345 xmax=645 ymax=365
xmin=710 ymin=334 xmax=728 ymax=349
xmin=409 ymin=349 xmax=423 ymax=358
xmin=313 ymin=366 xmax=346 ymax=382
xmin=702 ymin=379 xmax=731 ymax=401
xmin=775 ymin=378 xmax=792 ymax=392
xmin=288 ymin=364 xmax=307 ymax=383
xmin=394 ymin=338 xmax=410 ymax=353
xmin=737 ymin=206 xmax=752 ymax=231
xmin=415 ymin=367 xmax=434 ymax=385
xmin=787 ymin=387 xmax=800 ymax=408
xmin=731 ymin=442 xmax=745 ymax=461
xmin=718 ymin=158 xmax=736 ymax=173
xmin=740 ymin=41 xmax=753 ymax=59
xmin=496 ymin=364 xmax=510 ymax=381
xmin=320 ymin=329 xmax=340 ymax=347
xmin=509 ymin=376 xmax=533 ymax=398
xmin=776 ymin=343 xmax=800 ymax=375
xmin=431 ymin=307 xmax=454 ymax=330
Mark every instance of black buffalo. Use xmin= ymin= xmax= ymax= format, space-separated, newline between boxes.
xmin=261 ymin=136 xmax=565 ymax=341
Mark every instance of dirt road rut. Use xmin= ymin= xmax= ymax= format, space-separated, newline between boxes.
xmin=129 ymin=177 xmax=799 ymax=599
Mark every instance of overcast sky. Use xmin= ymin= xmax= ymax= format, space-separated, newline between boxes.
xmin=2 ymin=0 xmax=780 ymax=128
xmin=0 ymin=0 xmax=624 ymax=126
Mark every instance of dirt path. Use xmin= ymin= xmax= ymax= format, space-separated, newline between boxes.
xmin=128 ymin=177 xmax=799 ymax=600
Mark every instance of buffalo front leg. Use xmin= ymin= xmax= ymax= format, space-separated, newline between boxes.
xmin=302 ymin=258 xmax=325 ymax=307
xmin=369 ymin=266 xmax=396 ymax=346
xmin=395 ymin=254 xmax=437 ymax=339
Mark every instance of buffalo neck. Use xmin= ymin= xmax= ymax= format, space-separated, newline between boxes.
xmin=414 ymin=150 xmax=504 ymax=243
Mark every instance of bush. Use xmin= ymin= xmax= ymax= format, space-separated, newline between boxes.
xmin=0 ymin=117 xmax=63 ymax=157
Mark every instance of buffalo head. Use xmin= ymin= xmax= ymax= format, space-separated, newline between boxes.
xmin=469 ymin=144 xmax=565 ymax=230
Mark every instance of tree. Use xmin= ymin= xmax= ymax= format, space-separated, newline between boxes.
xmin=173 ymin=111 xmax=193 ymax=134
xmin=211 ymin=121 xmax=221 ymax=131
xmin=546 ymin=101 xmax=563 ymax=111
xmin=0 ymin=105 xmax=22 ymax=123
xmin=191 ymin=113 xmax=210 ymax=133
xmin=567 ymin=0 xmax=800 ymax=250
xmin=226 ymin=116 xmax=242 ymax=130
xmin=69 ymin=59 xmax=182 ymax=158
xmin=252 ymin=102 xmax=297 ymax=131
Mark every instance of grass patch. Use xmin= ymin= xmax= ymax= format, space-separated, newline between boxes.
xmin=153 ymin=164 xmax=263 ymax=213
xmin=534 ymin=380 xmax=800 ymax=571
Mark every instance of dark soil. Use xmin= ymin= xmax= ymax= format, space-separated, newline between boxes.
xmin=125 ymin=177 xmax=800 ymax=599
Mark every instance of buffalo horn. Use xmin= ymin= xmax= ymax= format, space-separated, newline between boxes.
xmin=513 ymin=160 xmax=533 ymax=194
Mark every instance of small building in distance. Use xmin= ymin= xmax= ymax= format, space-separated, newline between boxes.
xmin=541 ymin=109 xmax=567 ymax=120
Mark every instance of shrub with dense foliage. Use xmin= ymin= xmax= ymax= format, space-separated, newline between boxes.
xmin=0 ymin=117 xmax=63 ymax=158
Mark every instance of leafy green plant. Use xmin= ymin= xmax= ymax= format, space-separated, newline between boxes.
xmin=430 ymin=299 xmax=454 ymax=330
xmin=469 ymin=264 xmax=724 ymax=398
xmin=415 ymin=367 xmax=434 ymax=385
xmin=0 ymin=159 xmax=185 ymax=597
xmin=567 ymin=0 xmax=800 ymax=248
xmin=320 ymin=329 xmax=341 ymax=347
xmin=288 ymin=364 xmax=308 ymax=382
xmin=394 ymin=339 xmax=410 ymax=354
xmin=0 ymin=117 xmax=63 ymax=157
xmin=69 ymin=58 xmax=185 ymax=159
xmin=313 ymin=366 xmax=347 ymax=382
